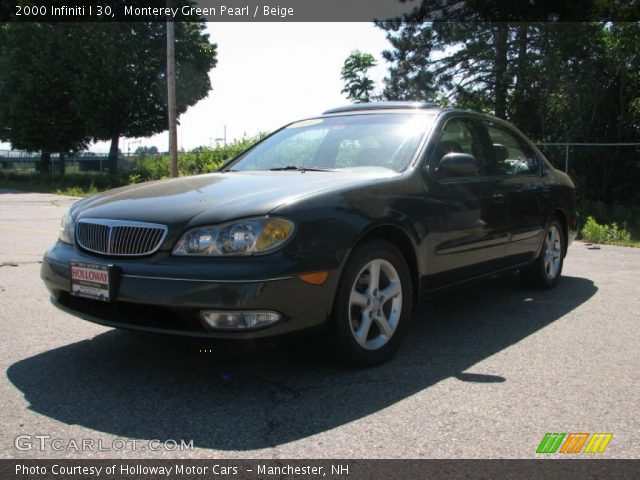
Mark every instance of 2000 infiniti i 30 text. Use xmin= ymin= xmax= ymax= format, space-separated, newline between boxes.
xmin=42 ymin=102 xmax=578 ymax=366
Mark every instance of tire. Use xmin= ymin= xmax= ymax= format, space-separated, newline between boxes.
xmin=329 ymin=240 xmax=413 ymax=367
xmin=521 ymin=217 xmax=565 ymax=289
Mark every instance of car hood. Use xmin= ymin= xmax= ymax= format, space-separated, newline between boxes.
xmin=72 ymin=170 xmax=396 ymax=227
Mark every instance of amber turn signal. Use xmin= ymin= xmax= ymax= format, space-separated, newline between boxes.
xmin=299 ymin=271 xmax=329 ymax=285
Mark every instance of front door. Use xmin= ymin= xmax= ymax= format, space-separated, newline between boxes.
xmin=424 ymin=117 xmax=509 ymax=288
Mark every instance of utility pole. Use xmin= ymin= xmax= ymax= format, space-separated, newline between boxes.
xmin=215 ymin=125 xmax=227 ymax=147
xmin=166 ymin=0 xmax=178 ymax=178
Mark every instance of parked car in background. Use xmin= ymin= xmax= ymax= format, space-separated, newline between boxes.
xmin=42 ymin=102 xmax=578 ymax=366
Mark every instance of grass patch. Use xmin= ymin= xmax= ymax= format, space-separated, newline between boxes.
xmin=0 ymin=171 xmax=122 ymax=197
xmin=578 ymin=200 xmax=640 ymax=247
xmin=580 ymin=216 xmax=637 ymax=247
xmin=53 ymin=185 xmax=99 ymax=197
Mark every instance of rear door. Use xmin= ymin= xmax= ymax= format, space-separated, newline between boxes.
xmin=424 ymin=116 xmax=510 ymax=287
xmin=482 ymin=120 xmax=550 ymax=265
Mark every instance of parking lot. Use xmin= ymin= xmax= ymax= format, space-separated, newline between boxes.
xmin=0 ymin=190 xmax=638 ymax=459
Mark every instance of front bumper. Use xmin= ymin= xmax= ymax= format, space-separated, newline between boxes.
xmin=41 ymin=242 xmax=339 ymax=339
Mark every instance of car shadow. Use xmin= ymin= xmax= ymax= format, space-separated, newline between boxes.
xmin=7 ymin=274 xmax=597 ymax=450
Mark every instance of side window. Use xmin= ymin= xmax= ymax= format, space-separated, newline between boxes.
xmin=433 ymin=118 xmax=492 ymax=177
xmin=485 ymin=122 xmax=539 ymax=175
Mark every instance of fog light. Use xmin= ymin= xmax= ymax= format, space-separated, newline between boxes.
xmin=200 ymin=310 xmax=282 ymax=330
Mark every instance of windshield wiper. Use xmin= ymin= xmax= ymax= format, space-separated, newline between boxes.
xmin=269 ymin=166 xmax=337 ymax=172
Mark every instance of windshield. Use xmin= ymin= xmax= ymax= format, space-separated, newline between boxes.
xmin=228 ymin=113 xmax=435 ymax=173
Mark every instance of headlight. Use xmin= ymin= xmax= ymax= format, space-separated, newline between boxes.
xmin=59 ymin=211 xmax=75 ymax=244
xmin=172 ymin=217 xmax=295 ymax=256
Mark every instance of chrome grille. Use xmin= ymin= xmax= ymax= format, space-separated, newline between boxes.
xmin=76 ymin=219 xmax=168 ymax=256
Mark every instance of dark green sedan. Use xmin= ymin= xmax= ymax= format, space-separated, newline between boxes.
xmin=41 ymin=102 xmax=578 ymax=366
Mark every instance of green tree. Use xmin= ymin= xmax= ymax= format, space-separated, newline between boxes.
xmin=377 ymin=21 xmax=637 ymax=131
xmin=0 ymin=2 xmax=217 ymax=175
xmin=378 ymin=22 xmax=533 ymax=118
xmin=341 ymin=51 xmax=379 ymax=103
xmin=135 ymin=146 xmax=159 ymax=155
xmin=0 ymin=23 xmax=90 ymax=172
xmin=74 ymin=19 xmax=216 ymax=174
xmin=376 ymin=1 xmax=631 ymax=119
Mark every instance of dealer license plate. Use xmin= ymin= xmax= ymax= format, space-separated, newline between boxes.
xmin=69 ymin=261 xmax=111 ymax=302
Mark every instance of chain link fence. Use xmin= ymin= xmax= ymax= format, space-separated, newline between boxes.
xmin=536 ymin=142 xmax=640 ymax=173
xmin=535 ymin=143 xmax=640 ymax=205
xmin=0 ymin=150 xmax=168 ymax=174
xmin=0 ymin=150 xmax=165 ymax=174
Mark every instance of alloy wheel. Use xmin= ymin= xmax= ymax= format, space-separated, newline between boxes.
xmin=348 ymin=258 xmax=403 ymax=350
xmin=543 ymin=225 xmax=562 ymax=280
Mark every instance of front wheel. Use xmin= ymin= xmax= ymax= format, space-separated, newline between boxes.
xmin=521 ymin=218 xmax=565 ymax=289
xmin=329 ymin=240 xmax=413 ymax=367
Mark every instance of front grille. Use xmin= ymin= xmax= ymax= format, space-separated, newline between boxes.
xmin=76 ymin=219 xmax=168 ymax=256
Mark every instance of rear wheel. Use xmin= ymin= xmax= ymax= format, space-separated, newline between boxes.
xmin=521 ymin=218 xmax=565 ymax=289
xmin=329 ymin=240 xmax=413 ymax=367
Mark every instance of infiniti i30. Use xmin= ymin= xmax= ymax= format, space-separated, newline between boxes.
xmin=42 ymin=102 xmax=578 ymax=365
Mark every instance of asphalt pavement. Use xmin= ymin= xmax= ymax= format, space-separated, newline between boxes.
xmin=0 ymin=190 xmax=638 ymax=459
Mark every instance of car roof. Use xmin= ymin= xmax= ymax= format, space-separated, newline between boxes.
xmin=322 ymin=101 xmax=444 ymax=115
xmin=321 ymin=102 xmax=513 ymax=126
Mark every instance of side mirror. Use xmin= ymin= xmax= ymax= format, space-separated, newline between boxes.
xmin=437 ymin=153 xmax=479 ymax=177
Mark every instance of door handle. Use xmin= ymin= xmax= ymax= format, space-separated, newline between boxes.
xmin=492 ymin=192 xmax=505 ymax=202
